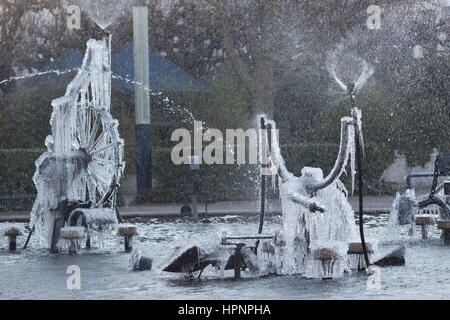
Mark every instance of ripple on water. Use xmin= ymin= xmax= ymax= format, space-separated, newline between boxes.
xmin=1 ymin=214 xmax=450 ymax=299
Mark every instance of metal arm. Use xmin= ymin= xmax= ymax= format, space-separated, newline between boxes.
xmin=283 ymin=190 xmax=325 ymax=212
xmin=309 ymin=117 xmax=355 ymax=193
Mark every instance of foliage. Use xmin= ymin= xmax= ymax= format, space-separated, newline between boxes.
xmin=0 ymin=81 xmax=66 ymax=149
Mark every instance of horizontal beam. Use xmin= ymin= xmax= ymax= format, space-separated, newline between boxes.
xmin=223 ymin=235 xmax=274 ymax=240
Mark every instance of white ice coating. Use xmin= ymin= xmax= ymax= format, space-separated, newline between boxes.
xmin=387 ymin=188 xmax=445 ymax=240
xmin=388 ymin=192 xmax=407 ymax=239
xmin=68 ymin=208 xmax=117 ymax=231
xmin=161 ymin=113 xmax=373 ymax=279
xmin=256 ymin=113 xmax=373 ymax=278
xmin=0 ymin=223 xmax=25 ymax=236
xmin=30 ymin=37 xmax=125 ymax=248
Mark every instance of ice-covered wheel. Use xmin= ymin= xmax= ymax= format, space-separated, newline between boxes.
xmin=30 ymin=37 xmax=125 ymax=250
xmin=70 ymin=99 xmax=124 ymax=206
xmin=46 ymin=36 xmax=125 ymax=209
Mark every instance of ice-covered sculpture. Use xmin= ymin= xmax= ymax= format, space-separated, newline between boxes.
xmin=388 ymin=155 xmax=450 ymax=241
xmin=161 ymin=110 xmax=374 ymax=280
xmin=259 ymin=109 xmax=373 ymax=278
xmin=30 ymin=36 xmax=125 ymax=251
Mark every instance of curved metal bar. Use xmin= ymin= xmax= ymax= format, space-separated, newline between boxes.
xmin=309 ymin=117 xmax=354 ymax=193
xmin=418 ymin=195 xmax=450 ymax=217
xmin=263 ymin=121 xmax=294 ymax=184
xmin=406 ymin=172 xmax=435 ymax=189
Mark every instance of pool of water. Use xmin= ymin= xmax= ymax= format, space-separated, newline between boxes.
xmin=1 ymin=213 xmax=450 ymax=300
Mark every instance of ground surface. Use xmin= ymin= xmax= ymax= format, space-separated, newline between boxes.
xmin=0 ymin=195 xmax=396 ymax=222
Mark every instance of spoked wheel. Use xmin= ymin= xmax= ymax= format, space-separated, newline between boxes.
xmin=72 ymin=96 xmax=125 ymax=207
xmin=50 ymin=84 xmax=125 ymax=208
xmin=418 ymin=203 xmax=442 ymax=216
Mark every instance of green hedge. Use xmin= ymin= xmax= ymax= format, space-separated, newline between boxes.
xmin=135 ymin=147 xmax=261 ymax=203
xmin=0 ymin=143 xmax=395 ymax=210
xmin=0 ymin=149 xmax=43 ymax=212
xmin=136 ymin=143 xmax=395 ymax=204
xmin=0 ymin=149 xmax=44 ymax=196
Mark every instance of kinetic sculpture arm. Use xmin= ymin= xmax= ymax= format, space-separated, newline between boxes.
xmin=261 ymin=121 xmax=294 ymax=185
xmin=261 ymin=118 xmax=324 ymax=212
xmin=308 ymin=117 xmax=356 ymax=193
xmin=264 ymin=114 xmax=358 ymax=212
xmin=283 ymin=189 xmax=325 ymax=213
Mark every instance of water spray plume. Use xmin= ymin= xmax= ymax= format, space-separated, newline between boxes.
xmin=65 ymin=0 xmax=130 ymax=30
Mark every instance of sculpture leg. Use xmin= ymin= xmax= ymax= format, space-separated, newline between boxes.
xmin=8 ymin=235 xmax=17 ymax=251
xmin=124 ymin=235 xmax=133 ymax=252
xmin=50 ymin=217 xmax=64 ymax=253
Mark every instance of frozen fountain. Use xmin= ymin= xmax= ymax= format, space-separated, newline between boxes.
xmin=160 ymin=51 xmax=410 ymax=279
xmin=257 ymin=109 xmax=373 ymax=278
xmin=27 ymin=32 xmax=131 ymax=253
xmin=161 ymin=71 xmax=379 ymax=279
xmin=161 ymin=108 xmax=374 ymax=279
xmin=389 ymin=155 xmax=450 ymax=242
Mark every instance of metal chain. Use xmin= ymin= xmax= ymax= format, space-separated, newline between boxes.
xmin=429 ymin=156 xmax=440 ymax=200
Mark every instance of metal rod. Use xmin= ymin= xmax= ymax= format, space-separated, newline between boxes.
xmin=192 ymin=187 xmax=198 ymax=222
xmin=259 ymin=117 xmax=267 ymax=235
xmin=115 ymin=206 xmax=123 ymax=224
xmin=204 ymin=189 xmax=208 ymax=219
xmin=224 ymin=235 xmax=274 ymax=240
xmin=260 ymin=175 xmax=265 ymax=234
xmin=22 ymin=226 xmax=35 ymax=249
xmin=255 ymin=117 xmax=267 ymax=252
xmin=349 ymin=83 xmax=370 ymax=268
xmin=406 ymin=173 xmax=435 ymax=189
xmin=356 ymin=124 xmax=370 ymax=268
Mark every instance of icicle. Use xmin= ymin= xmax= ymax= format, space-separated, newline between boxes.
xmin=348 ymin=123 xmax=356 ymax=195
xmin=353 ymin=107 xmax=365 ymax=155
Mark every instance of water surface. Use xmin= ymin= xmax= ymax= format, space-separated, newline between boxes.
xmin=1 ymin=214 xmax=449 ymax=300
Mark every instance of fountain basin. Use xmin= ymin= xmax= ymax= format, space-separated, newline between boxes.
xmin=3 ymin=214 xmax=450 ymax=299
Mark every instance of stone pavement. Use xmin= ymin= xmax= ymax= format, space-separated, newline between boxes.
xmin=0 ymin=195 xmax=397 ymax=222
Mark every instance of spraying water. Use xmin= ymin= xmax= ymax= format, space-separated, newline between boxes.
xmin=63 ymin=0 xmax=130 ymax=30
xmin=326 ymin=47 xmax=374 ymax=96
xmin=0 ymin=68 xmax=78 ymax=86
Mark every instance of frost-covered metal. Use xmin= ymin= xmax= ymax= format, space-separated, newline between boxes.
xmin=162 ymin=111 xmax=375 ymax=279
xmin=30 ymin=36 xmax=125 ymax=250
xmin=257 ymin=112 xmax=372 ymax=278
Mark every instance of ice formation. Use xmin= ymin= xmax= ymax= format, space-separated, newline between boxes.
xmin=388 ymin=185 xmax=450 ymax=240
xmin=30 ymin=36 xmax=125 ymax=250
xmin=161 ymin=111 xmax=375 ymax=279
xmin=257 ymin=113 xmax=374 ymax=278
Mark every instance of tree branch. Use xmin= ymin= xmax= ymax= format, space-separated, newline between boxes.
xmin=209 ymin=1 xmax=256 ymax=98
